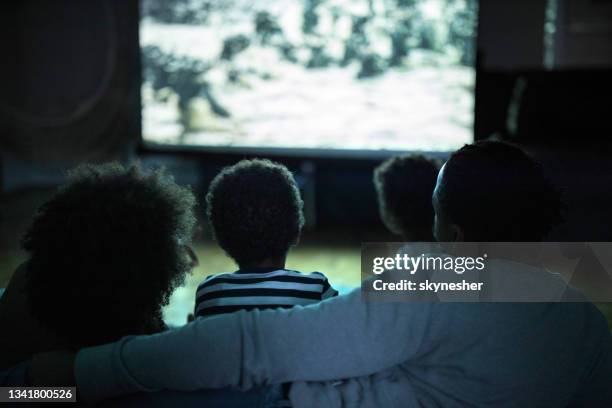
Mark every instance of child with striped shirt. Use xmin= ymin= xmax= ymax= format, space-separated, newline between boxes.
xmin=195 ymin=159 xmax=337 ymax=318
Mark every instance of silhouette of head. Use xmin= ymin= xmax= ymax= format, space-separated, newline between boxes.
xmin=206 ymin=159 xmax=304 ymax=268
xmin=23 ymin=163 xmax=197 ymax=347
xmin=374 ymin=155 xmax=439 ymax=241
xmin=433 ymin=141 xmax=563 ymax=242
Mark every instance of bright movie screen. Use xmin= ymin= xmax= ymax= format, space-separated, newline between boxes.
xmin=140 ymin=0 xmax=477 ymax=154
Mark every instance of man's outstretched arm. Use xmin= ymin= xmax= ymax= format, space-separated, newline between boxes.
xmin=74 ymin=288 xmax=433 ymax=404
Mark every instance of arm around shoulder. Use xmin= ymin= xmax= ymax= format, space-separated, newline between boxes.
xmin=76 ymin=287 xmax=433 ymax=403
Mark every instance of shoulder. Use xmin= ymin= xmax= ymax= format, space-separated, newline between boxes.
xmin=196 ymin=272 xmax=236 ymax=290
xmin=287 ymin=270 xmax=338 ymax=298
xmin=286 ymin=270 xmax=330 ymax=281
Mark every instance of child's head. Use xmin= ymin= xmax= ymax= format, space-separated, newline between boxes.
xmin=373 ymin=155 xmax=440 ymax=241
xmin=206 ymin=159 xmax=304 ymax=268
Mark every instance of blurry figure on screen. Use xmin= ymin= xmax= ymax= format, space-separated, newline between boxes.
xmin=195 ymin=159 xmax=337 ymax=318
xmin=373 ymin=155 xmax=440 ymax=241
xmin=0 ymin=163 xmax=197 ymax=370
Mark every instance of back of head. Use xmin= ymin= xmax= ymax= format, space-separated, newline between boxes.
xmin=206 ymin=159 xmax=304 ymax=267
xmin=373 ymin=155 xmax=439 ymax=240
xmin=23 ymin=163 xmax=196 ymax=347
xmin=437 ymin=141 xmax=563 ymax=242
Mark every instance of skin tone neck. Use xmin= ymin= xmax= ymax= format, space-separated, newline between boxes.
xmin=238 ymin=255 xmax=287 ymax=271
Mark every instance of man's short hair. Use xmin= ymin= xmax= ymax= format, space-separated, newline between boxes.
xmin=23 ymin=163 xmax=197 ymax=347
xmin=373 ymin=155 xmax=439 ymax=238
xmin=206 ymin=159 xmax=304 ymax=267
xmin=439 ymin=141 xmax=563 ymax=241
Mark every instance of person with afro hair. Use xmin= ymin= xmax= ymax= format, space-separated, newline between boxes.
xmin=194 ymin=159 xmax=337 ymax=318
xmin=0 ymin=163 xmax=197 ymax=370
xmin=373 ymin=155 xmax=440 ymax=241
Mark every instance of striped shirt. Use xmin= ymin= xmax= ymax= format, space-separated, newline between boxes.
xmin=195 ymin=268 xmax=338 ymax=318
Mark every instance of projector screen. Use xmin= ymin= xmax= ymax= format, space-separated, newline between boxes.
xmin=140 ymin=0 xmax=477 ymax=155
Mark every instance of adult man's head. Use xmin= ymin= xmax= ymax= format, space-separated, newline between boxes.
xmin=23 ymin=163 xmax=197 ymax=347
xmin=373 ymin=155 xmax=439 ymax=241
xmin=206 ymin=159 xmax=304 ymax=269
xmin=433 ymin=141 xmax=563 ymax=242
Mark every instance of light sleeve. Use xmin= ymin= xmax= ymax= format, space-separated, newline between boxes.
xmin=76 ymin=287 xmax=433 ymax=404
xmin=317 ymin=273 xmax=339 ymax=299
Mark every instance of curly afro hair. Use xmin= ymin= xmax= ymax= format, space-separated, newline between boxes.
xmin=373 ymin=155 xmax=440 ymax=240
xmin=438 ymin=141 xmax=564 ymax=242
xmin=22 ymin=163 xmax=197 ymax=348
xmin=206 ymin=159 xmax=304 ymax=267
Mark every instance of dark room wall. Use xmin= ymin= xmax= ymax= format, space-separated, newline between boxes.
xmin=474 ymin=0 xmax=612 ymax=241
xmin=0 ymin=0 xmax=140 ymax=190
xmin=554 ymin=0 xmax=612 ymax=68
xmin=0 ymin=0 xmax=611 ymax=240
